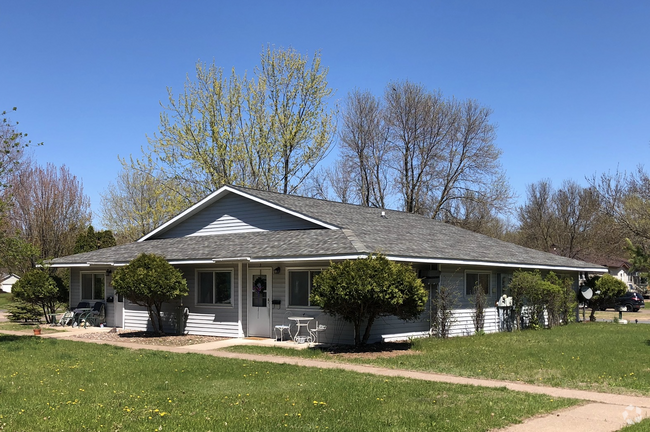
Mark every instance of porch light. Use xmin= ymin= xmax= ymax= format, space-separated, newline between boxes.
xmin=274 ymin=267 xmax=281 ymax=274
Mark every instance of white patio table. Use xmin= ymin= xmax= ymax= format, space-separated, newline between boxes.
xmin=288 ymin=316 xmax=314 ymax=343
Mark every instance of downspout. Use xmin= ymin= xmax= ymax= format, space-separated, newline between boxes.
xmin=238 ymin=262 xmax=244 ymax=337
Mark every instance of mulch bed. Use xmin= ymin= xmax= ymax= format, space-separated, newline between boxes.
xmin=71 ymin=329 xmax=228 ymax=346
xmin=317 ymin=342 xmax=417 ymax=359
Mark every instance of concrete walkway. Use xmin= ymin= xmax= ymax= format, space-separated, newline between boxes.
xmin=2 ymin=328 xmax=648 ymax=431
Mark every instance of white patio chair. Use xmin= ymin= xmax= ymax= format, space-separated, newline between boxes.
xmin=308 ymin=321 xmax=327 ymax=344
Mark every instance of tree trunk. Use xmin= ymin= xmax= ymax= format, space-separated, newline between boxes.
xmin=147 ymin=303 xmax=164 ymax=334
xmin=361 ymin=315 xmax=376 ymax=345
xmin=353 ymin=320 xmax=361 ymax=346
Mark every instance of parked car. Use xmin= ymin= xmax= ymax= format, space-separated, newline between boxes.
xmin=599 ymin=291 xmax=645 ymax=312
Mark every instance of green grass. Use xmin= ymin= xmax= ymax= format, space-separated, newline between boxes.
xmin=226 ymin=322 xmax=650 ymax=395
xmin=0 ymin=335 xmax=579 ymax=431
xmin=0 ymin=292 xmax=13 ymax=310
xmin=0 ymin=322 xmax=63 ymax=333
xmin=621 ymin=418 xmax=650 ymax=431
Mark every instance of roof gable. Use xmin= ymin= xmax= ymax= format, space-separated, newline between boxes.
xmin=141 ymin=186 xmax=338 ymax=241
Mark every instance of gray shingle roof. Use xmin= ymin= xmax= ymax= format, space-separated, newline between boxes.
xmin=51 ymin=185 xmax=605 ymax=271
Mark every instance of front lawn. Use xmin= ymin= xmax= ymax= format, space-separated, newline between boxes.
xmin=0 ymin=335 xmax=578 ymax=431
xmin=227 ymin=322 xmax=650 ymax=395
xmin=0 ymin=321 xmax=63 ymax=333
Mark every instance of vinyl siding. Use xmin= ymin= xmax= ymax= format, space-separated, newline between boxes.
xmin=157 ymin=193 xmax=320 ymax=239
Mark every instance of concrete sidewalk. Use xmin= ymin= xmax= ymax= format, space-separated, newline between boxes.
xmin=2 ymin=328 xmax=649 ymax=431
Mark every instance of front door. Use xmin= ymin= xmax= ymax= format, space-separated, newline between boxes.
xmin=248 ymin=268 xmax=272 ymax=337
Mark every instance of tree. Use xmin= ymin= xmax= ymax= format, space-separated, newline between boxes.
xmin=329 ymin=82 xmax=512 ymax=235
xmin=0 ymin=108 xmax=41 ymax=276
xmin=0 ymin=235 xmax=40 ymax=275
xmin=12 ymin=268 xmax=66 ymax=323
xmin=517 ymin=179 xmax=620 ymax=260
xmin=135 ymin=45 xmax=336 ymax=207
xmin=311 ymin=254 xmax=427 ymax=346
xmin=586 ymin=274 xmax=627 ymax=321
xmin=111 ymin=253 xmax=188 ymax=334
xmin=338 ymin=89 xmax=389 ymax=207
xmin=0 ymin=107 xmax=39 ymax=190
xmin=6 ymin=162 xmax=91 ymax=261
xmin=73 ymin=226 xmax=117 ymax=254
xmin=592 ymin=167 xmax=650 ymax=264
xmin=101 ymin=158 xmax=182 ymax=243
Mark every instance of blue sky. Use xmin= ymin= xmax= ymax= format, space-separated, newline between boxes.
xmin=2 ymin=1 xmax=649 ymax=226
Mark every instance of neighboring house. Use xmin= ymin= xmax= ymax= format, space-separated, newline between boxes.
xmin=50 ymin=185 xmax=606 ymax=343
xmin=583 ymin=257 xmax=638 ymax=287
xmin=1 ymin=274 xmax=19 ymax=293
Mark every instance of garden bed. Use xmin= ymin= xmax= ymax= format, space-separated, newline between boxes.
xmin=71 ymin=329 xmax=229 ymax=346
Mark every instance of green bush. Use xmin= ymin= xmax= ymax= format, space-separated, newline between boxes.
xmin=7 ymin=299 xmax=42 ymax=322
xmin=112 ymin=253 xmax=188 ymax=334
xmin=12 ymin=269 xmax=64 ymax=323
xmin=508 ymin=270 xmax=576 ymax=330
xmin=311 ymin=253 xmax=427 ymax=346
xmin=587 ymin=274 xmax=627 ymax=321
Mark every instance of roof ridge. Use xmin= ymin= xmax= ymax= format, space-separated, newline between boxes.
xmin=342 ymin=229 xmax=368 ymax=253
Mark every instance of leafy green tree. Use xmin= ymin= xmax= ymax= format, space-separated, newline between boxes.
xmin=12 ymin=268 xmax=65 ymax=323
xmin=311 ymin=254 xmax=427 ymax=346
xmin=0 ymin=235 xmax=40 ymax=275
xmin=73 ymin=226 xmax=117 ymax=253
xmin=139 ymin=45 xmax=335 ymax=203
xmin=587 ymin=274 xmax=627 ymax=321
xmin=112 ymin=253 xmax=188 ymax=334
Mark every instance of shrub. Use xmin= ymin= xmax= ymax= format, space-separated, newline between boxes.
xmin=7 ymin=300 xmax=42 ymax=322
xmin=430 ymin=284 xmax=458 ymax=338
xmin=11 ymin=269 xmax=64 ymax=323
xmin=112 ymin=253 xmax=188 ymax=334
xmin=311 ymin=253 xmax=427 ymax=346
xmin=471 ymin=281 xmax=487 ymax=334
xmin=508 ymin=270 xmax=577 ymax=330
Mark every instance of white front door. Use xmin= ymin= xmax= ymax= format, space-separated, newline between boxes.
xmin=248 ymin=268 xmax=272 ymax=337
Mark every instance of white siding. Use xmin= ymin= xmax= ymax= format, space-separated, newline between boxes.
xmin=157 ymin=193 xmax=319 ymax=238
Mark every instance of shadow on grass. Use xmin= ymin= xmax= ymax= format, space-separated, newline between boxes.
xmin=0 ymin=334 xmax=27 ymax=342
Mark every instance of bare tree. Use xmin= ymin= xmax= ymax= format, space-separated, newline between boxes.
xmin=339 ymin=89 xmax=389 ymax=207
xmin=0 ymin=108 xmax=38 ymax=191
xmin=332 ymin=82 xmax=511 ymax=235
xmin=385 ymin=81 xmax=451 ymax=214
xmin=7 ymin=162 xmax=91 ymax=260
xmin=426 ymin=98 xmax=509 ymax=221
xmin=517 ymin=179 xmax=620 ymax=260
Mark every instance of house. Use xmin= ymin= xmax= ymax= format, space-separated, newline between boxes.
xmin=1 ymin=274 xmax=20 ymax=293
xmin=50 ymin=185 xmax=606 ymax=343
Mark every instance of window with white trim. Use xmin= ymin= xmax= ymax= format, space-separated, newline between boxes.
xmin=197 ymin=270 xmax=233 ymax=305
xmin=288 ymin=270 xmax=321 ymax=307
xmin=466 ymin=272 xmax=490 ymax=296
xmin=81 ymin=273 xmax=105 ymax=300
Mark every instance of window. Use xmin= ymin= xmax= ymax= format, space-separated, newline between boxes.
xmin=288 ymin=270 xmax=321 ymax=307
xmin=81 ymin=273 xmax=105 ymax=300
xmin=197 ymin=270 xmax=232 ymax=305
xmin=466 ymin=272 xmax=490 ymax=296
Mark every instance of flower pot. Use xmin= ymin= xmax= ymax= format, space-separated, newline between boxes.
xmin=33 ymin=328 xmax=42 ymax=336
